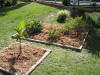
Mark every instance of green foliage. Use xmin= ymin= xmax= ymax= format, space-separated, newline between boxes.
xmin=57 ymin=10 xmax=70 ymax=23
xmin=48 ymin=28 xmax=60 ymax=41
xmin=5 ymin=0 xmax=12 ymax=6
xmin=59 ymin=27 xmax=68 ymax=35
xmin=67 ymin=16 xmax=88 ymax=30
xmin=25 ymin=19 xmax=43 ymax=35
xmin=0 ymin=0 xmax=17 ymax=7
xmin=14 ymin=21 xmax=27 ymax=59
xmin=0 ymin=0 xmax=5 ymax=7
xmin=14 ymin=21 xmax=26 ymax=41
xmin=92 ymin=2 xmax=96 ymax=6
xmin=62 ymin=0 xmax=70 ymax=6
xmin=84 ymin=13 xmax=100 ymax=27
xmin=6 ymin=0 xmax=12 ymax=4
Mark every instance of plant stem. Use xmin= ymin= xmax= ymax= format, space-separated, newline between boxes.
xmin=17 ymin=38 xmax=22 ymax=59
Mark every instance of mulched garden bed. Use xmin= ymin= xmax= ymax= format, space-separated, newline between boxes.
xmin=29 ymin=24 xmax=88 ymax=48
xmin=0 ymin=43 xmax=51 ymax=75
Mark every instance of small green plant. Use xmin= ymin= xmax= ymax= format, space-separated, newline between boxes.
xmin=25 ymin=19 xmax=43 ymax=35
xmin=14 ymin=21 xmax=26 ymax=59
xmin=48 ymin=28 xmax=61 ymax=41
xmin=57 ymin=10 xmax=70 ymax=23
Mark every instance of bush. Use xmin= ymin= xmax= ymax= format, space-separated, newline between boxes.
xmin=0 ymin=0 xmax=17 ymax=7
xmin=0 ymin=0 xmax=5 ymax=7
xmin=25 ymin=19 xmax=43 ymax=35
xmin=48 ymin=28 xmax=61 ymax=41
xmin=84 ymin=13 xmax=100 ymax=27
xmin=5 ymin=0 xmax=12 ymax=6
xmin=67 ymin=16 xmax=88 ymax=30
xmin=57 ymin=10 xmax=70 ymax=23
xmin=62 ymin=0 xmax=70 ymax=6
xmin=12 ymin=0 xmax=17 ymax=5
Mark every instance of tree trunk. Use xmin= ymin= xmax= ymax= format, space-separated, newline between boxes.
xmin=78 ymin=0 xmax=79 ymax=6
xmin=17 ymin=39 xmax=22 ymax=59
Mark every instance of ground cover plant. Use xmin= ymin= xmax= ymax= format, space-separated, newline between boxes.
xmin=0 ymin=1 xmax=100 ymax=75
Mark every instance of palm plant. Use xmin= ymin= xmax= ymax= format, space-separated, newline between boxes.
xmin=14 ymin=21 xmax=26 ymax=59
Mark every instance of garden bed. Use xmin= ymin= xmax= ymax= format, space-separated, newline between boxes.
xmin=12 ymin=24 xmax=89 ymax=51
xmin=0 ymin=43 xmax=51 ymax=75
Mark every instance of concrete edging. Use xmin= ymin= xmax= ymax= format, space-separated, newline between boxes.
xmin=11 ymin=32 xmax=89 ymax=51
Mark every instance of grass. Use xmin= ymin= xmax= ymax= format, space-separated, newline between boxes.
xmin=31 ymin=43 xmax=100 ymax=75
xmin=0 ymin=1 xmax=59 ymax=50
xmin=0 ymin=1 xmax=100 ymax=75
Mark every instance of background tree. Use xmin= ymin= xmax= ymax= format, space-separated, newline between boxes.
xmin=12 ymin=0 xmax=17 ymax=5
xmin=62 ymin=0 xmax=70 ymax=6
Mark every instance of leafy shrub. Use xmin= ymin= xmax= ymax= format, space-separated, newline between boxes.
xmin=12 ymin=0 xmax=17 ymax=5
xmin=0 ymin=0 xmax=17 ymax=7
xmin=57 ymin=10 xmax=70 ymax=23
xmin=25 ymin=19 xmax=43 ymax=35
xmin=92 ymin=2 xmax=96 ymax=6
xmin=84 ymin=13 xmax=100 ymax=27
xmin=48 ymin=28 xmax=61 ymax=41
xmin=5 ymin=0 xmax=12 ymax=6
xmin=0 ymin=0 xmax=5 ymax=7
xmin=62 ymin=0 xmax=70 ymax=6
xmin=67 ymin=16 xmax=88 ymax=30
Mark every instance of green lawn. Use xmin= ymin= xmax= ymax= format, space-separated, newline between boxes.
xmin=0 ymin=1 xmax=100 ymax=75
xmin=0 ymin=1 xmax=59 ymax=50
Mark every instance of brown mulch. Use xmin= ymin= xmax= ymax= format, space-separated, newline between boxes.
xmin=30 ymin=24 xmax=88 ymax=47
xmin=0 ymin=43 xmax=46 ymax=74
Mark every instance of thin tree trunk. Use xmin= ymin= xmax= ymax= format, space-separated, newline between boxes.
xmin=55 ymin=0 xmax=56 ymax=3
xmin=17 ymin=39 xmax=22 ymax=59
xmin=78 ymin=0 xmax=79 ymax=6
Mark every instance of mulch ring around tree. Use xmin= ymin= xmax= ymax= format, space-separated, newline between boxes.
xmin=0 ymin=43 xmax=47 ymax=75
xmin=29 ymin=24 xmax=88 ymax=48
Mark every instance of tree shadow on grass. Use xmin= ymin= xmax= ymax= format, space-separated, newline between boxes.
xmin=0 ymin=2 xmax=30 ymax=16
xmin=85 ymin=27 xmax=100 ymax=57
